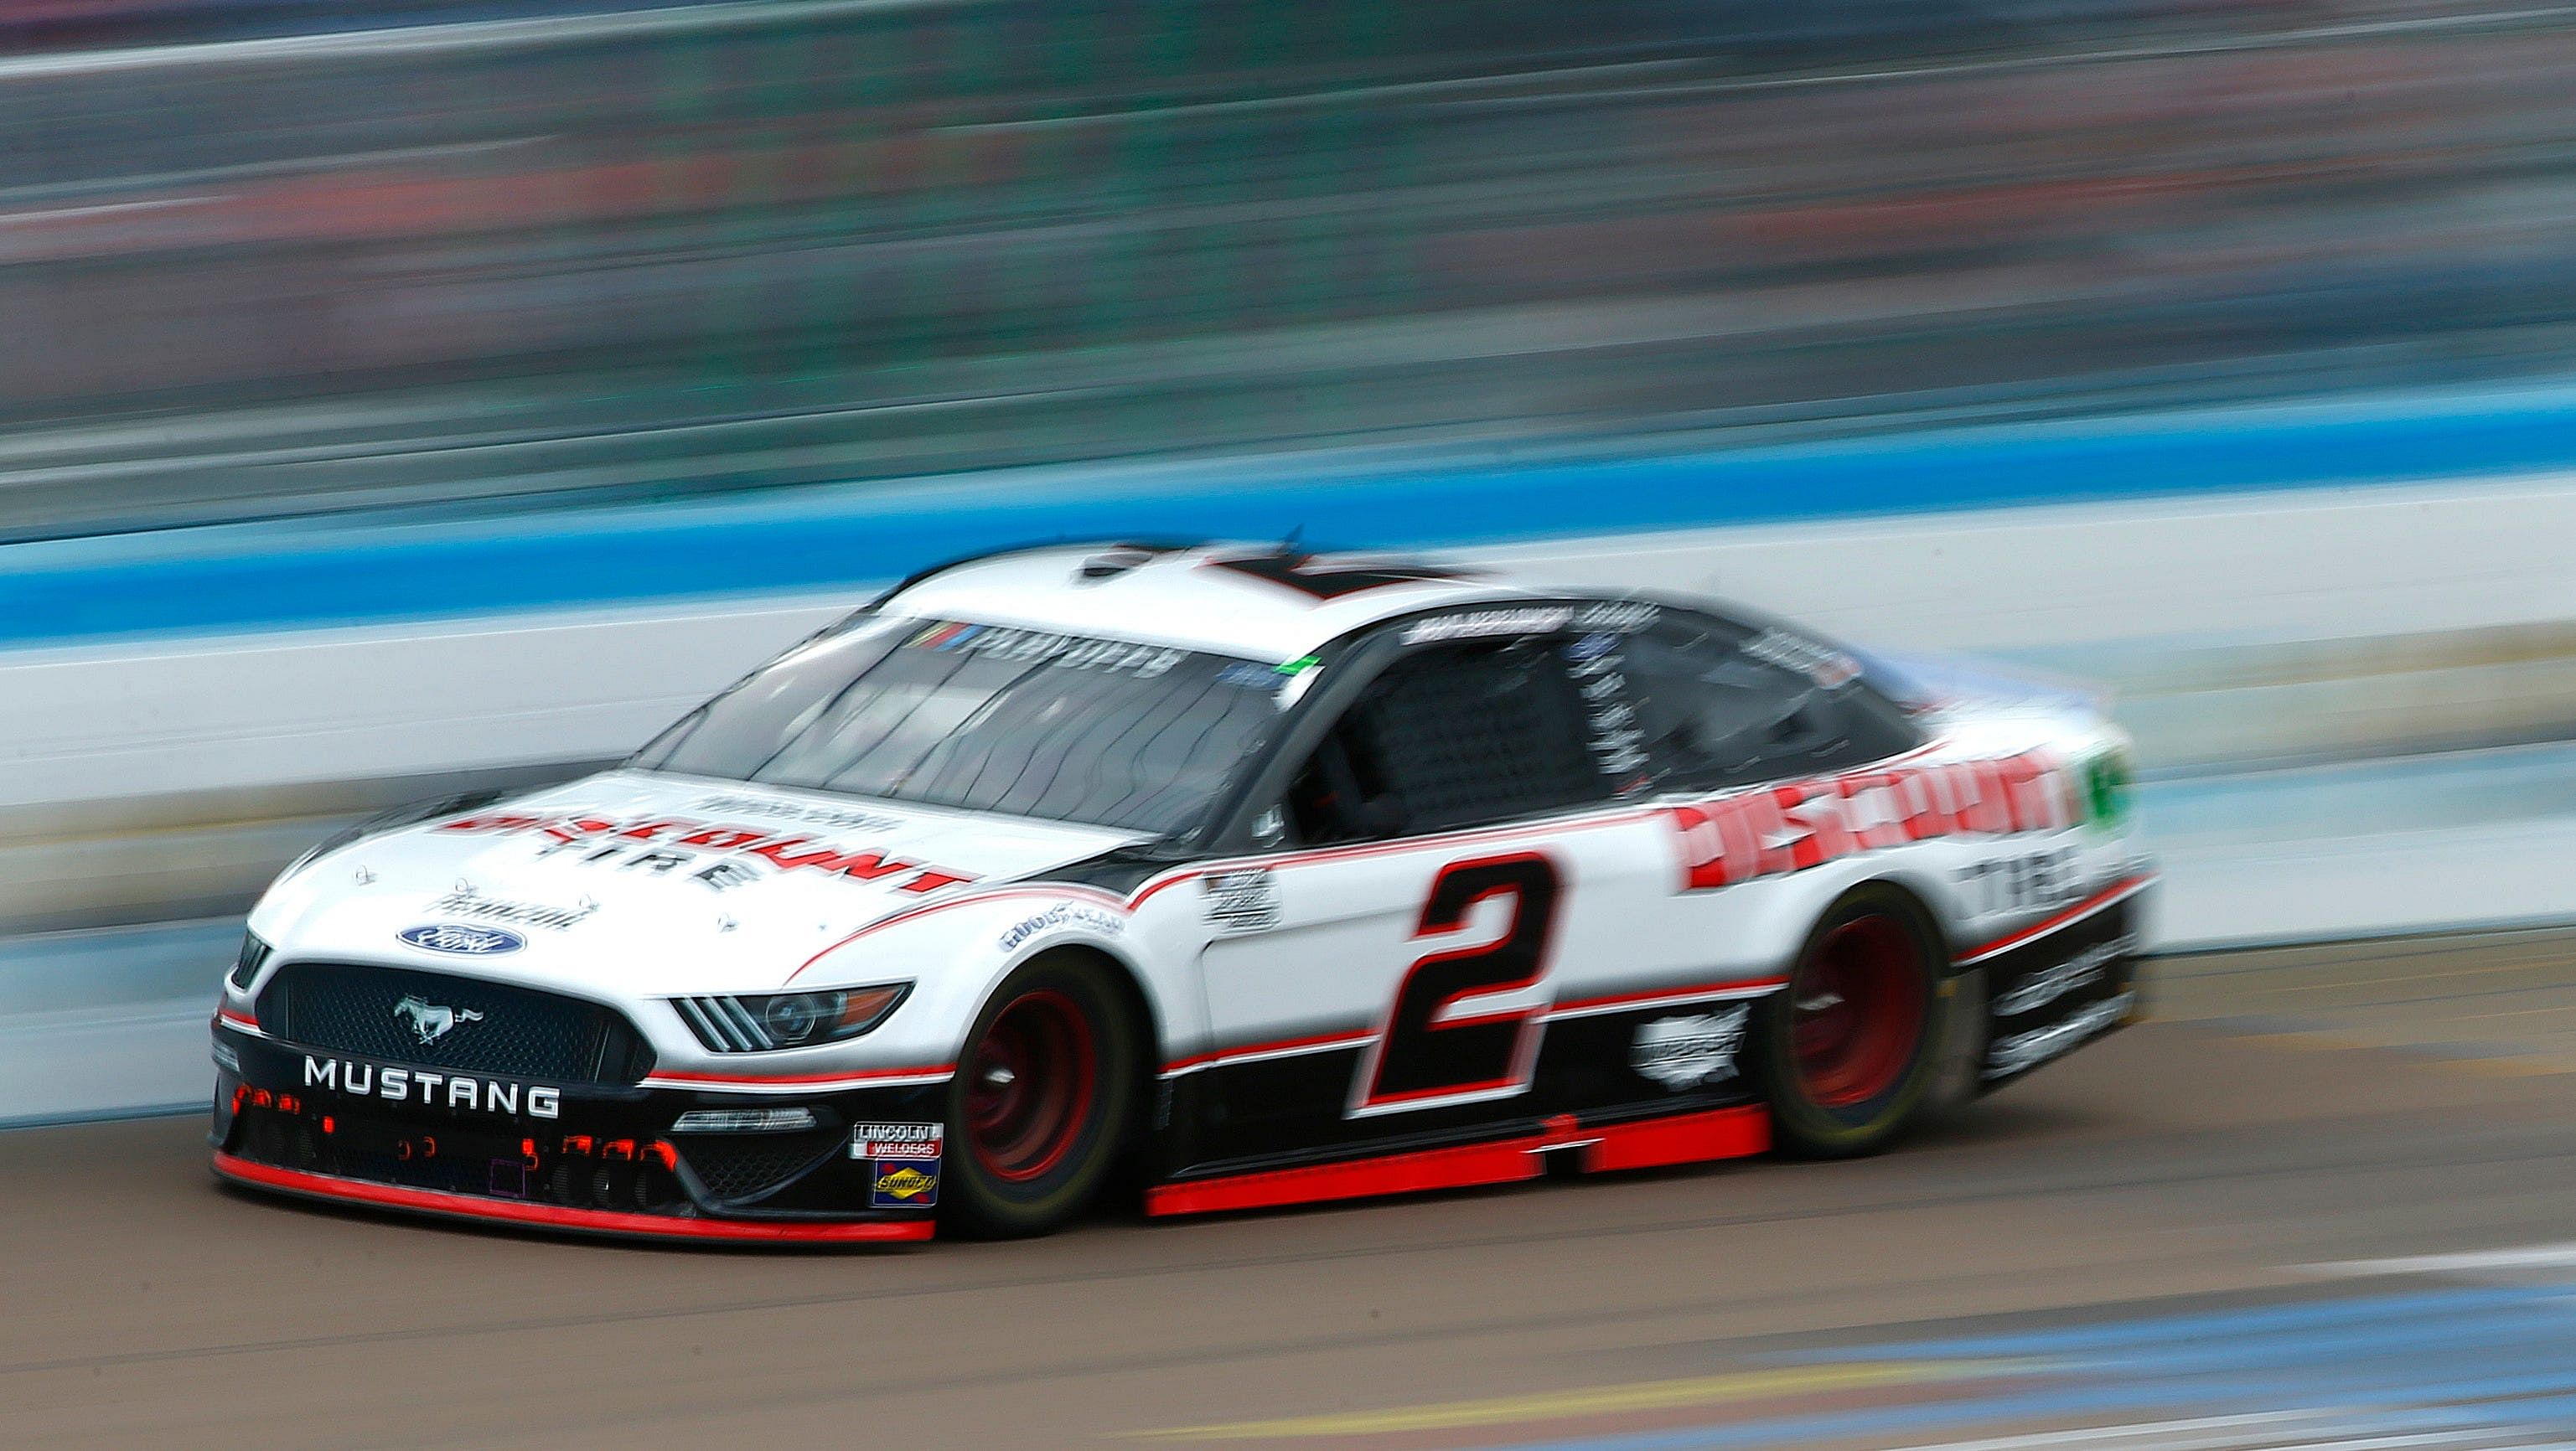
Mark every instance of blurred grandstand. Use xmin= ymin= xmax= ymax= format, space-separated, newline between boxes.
xmin=3 ymin=0 xmax=2573 ymax=538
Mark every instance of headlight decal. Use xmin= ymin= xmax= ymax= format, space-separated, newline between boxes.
xmin=670 ymin=983 xmax=910 ymax=1053
xmin=228 ymin=932 xmax=275 ymax=992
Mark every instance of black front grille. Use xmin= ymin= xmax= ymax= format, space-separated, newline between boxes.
xmin=680 ymin=1130 xmax=845 ymax=1203
xmin=256 ymin=963 xmax=654 ymax=1086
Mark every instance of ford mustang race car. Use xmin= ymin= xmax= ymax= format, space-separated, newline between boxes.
xmin=211 ymin=543 xmax=2151 ymax=1244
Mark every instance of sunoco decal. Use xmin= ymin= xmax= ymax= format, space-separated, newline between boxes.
xmin=871 ymin=1164 xmax=939 ymax=1208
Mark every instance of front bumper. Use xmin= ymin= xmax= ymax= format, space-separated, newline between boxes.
xmin=211 ymin=1018 xmax=945 ymax=1245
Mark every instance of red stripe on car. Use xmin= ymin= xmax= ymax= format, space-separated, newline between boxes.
xmin=213 ymin=1153 xmax=933 ymax=1244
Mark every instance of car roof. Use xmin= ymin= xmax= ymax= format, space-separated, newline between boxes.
xmin=877 ymin=542 xmax=1596 ymax=663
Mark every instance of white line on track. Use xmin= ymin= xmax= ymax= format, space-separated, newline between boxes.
xmin=1868 ymin=1411 xmax=2339 ymax=1451
xmin=8 ymin=2 xmax=2570 ymax=90
xmin=2305 ymin=1242 xmax=2576 ymax=1278
xmin=1869 ymin=1415 xmax=2572 ymax=1451
xmin=0 ymin=0 xmax=986 ymax=81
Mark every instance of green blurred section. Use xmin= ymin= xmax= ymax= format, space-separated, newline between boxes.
xmin=4 ymin=0 xmax=2576 ymax=536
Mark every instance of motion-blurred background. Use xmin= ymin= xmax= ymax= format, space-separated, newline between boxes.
xmin=18 ymin=8 xmax=2576 ymax=1451
xmin=6 ymin=0 xmax=2576 ymax=1119
xmin=7 ymin=0 xmax=2576 ymax=530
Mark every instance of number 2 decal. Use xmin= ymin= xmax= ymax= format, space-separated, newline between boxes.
xmin=1353 ymin=853 xmax=1564 ymax=1115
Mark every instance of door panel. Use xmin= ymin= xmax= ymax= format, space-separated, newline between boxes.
xmin=1187 ymin=812 xmax=1689 ymax=1167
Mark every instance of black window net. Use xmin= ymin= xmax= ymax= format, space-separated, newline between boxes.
xmin=1343 ymin=642 xmax=1607 ymax=833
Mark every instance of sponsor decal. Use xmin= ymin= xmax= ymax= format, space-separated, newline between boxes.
xmin=393 ymin=994 xmax=484 ymax=1045
xmin=1203 ymin=869 xmax=1280 ymax=935
xmin=1563 ymin=635 xmax=1649 ymax=778
xmin=1213 ymin=662 xmax=1286 ymax=691
xmin=1565 ymin=631 xmax=1620 ymax=662
xmin=435 ymin=813 xmax=977 ymax=897
xmin=910 ymin=621 xmax=1184 ymax=679
xmin=1669 ymin=748 xmax=2078 ymax=892
xmin=1955 ymin=845 xmax=2087 ymax=917
xmin=428 ymin=886 xmax=592 ymax=932
xmin=691 ymin=795 xmax=901 ymax=833
xmin=303 ymin=1055 xmax=561 ymax=1118
xmin=1993 ymin=937 xmax=2131 ymax=1017
xmin=1741 ymin=628 xmax=1862 ymax=688
xmin=998 ymin=902 xmax=1124 ymax=953
xmin=1984 ymin=990 xmax=2134 ymax=1078
xmin=396 ymin=922 xmax=525 ymax=956
xmin=1631 ymin=1006 xmax=1751 ymax=1090
xmin=851 ymin=1121 xmax=944 ymax=1162
xmin=871 ymin=1163 xmax=940 ymax=1208
xmin=1399 ymin=601 xmax=1657 ymax=647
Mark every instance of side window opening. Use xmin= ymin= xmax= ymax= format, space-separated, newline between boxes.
xmin=1284 ymin=639 xmax=1606 ymax=844
xmin=1616 ymin=616 xmax=1917 ymax=790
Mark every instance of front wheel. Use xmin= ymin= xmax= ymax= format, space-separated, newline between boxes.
xmin=942 ymin=953 xmax=1139 ymax=1238
xmin=1752 ymin=884 xmax=1955 ymax=1159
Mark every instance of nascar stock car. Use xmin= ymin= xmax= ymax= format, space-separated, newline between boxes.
xmin=210 ymin=542 xmax=2151 ymax=1244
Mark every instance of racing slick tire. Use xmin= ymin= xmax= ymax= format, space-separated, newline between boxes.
xmin=943 ymin=952 xmax=1141 ymax=1239
xmin=1751 ymin=883 xmax=1957 ymax=1159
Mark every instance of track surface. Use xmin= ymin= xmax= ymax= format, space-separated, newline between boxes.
xmin=9 ymin=932 xmax=2576 ymax=1450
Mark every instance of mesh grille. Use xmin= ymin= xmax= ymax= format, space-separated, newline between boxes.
xmin=1355 ymin=645 xmax=1603 ymax=829
xmin=257 ymin=963 xmax=654 ymax=1086
xmin=680 ymin=1130 xmax=844 ymax=1202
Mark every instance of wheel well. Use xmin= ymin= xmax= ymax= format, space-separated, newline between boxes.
xmin=1847 ymin=876 xmax=1956 ymax=973
xmin=1020 ymin=944 xmax=1163 ymax=1144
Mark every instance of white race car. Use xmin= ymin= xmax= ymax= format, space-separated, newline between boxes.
xmin=211 ymin=544 xmax=2150 ymax=1243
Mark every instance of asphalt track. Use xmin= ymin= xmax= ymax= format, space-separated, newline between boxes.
xmin=9 ymin=932 xmax=2576 ymax=1451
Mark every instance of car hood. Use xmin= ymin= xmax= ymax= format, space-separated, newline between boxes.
xmin=253 ymin=770 xmax=1148 ymax=995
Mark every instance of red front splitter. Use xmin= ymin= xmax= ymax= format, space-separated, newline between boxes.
xmin=213 ymin=1151 xmax=934 ymax=1246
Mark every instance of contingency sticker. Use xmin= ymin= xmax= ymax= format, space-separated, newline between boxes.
xmin=855 ymin=1122 xmax=944 ymax=1208
xmin=851 ymin=1122 xmax=944 ymax=1162
xmin=871 ymin=1163 xmax=940 ymax=1208
xmin=1630 ymin=1006 xmax=1751 ymax=1090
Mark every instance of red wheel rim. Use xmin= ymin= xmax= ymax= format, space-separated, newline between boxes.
xmin=964 ymin=989 xmax=1097 ymax=1183
xmin=1792 ymin=915 xmax=1927 ymax=1108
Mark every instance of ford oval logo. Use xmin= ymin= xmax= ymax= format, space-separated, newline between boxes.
xmin=396 ymin=923 xmax=525 ymax=956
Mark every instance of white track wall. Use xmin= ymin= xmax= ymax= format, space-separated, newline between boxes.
xmin=8 ymin=472 xmax=2576 ymax=1123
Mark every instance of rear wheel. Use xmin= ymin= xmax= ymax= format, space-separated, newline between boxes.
xmin=1753 ymin=884 xmax=1953 ymax=1159
xmin=943 ymin=953 xmax=1138 ymax=1238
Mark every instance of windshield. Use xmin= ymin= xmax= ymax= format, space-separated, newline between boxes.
xmin=632 ymin=617 xmax=1289 ymax=835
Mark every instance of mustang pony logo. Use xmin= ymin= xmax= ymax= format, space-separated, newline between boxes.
xmin=393 ymin=994 xmax=485 ymax=1045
